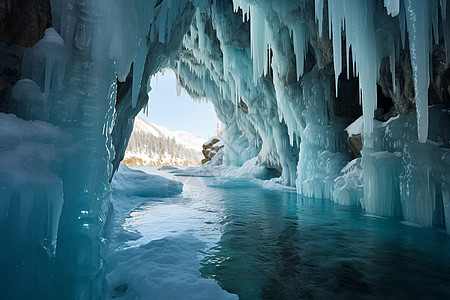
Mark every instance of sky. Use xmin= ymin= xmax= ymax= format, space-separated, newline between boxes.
xmin=138 ymin=69 xmax=219 ymax=139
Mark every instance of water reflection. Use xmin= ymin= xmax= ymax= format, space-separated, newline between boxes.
xmin=201 ymin=186 xmax=450 ymax=299
xmin=126 ymin=168 xmax=450 ymax=299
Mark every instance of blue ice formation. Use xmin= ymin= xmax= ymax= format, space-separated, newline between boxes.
xmin=0 ymin=0 xmax=449 ymax=298
xmin=178 ymin=0 xmax=450 ymax=226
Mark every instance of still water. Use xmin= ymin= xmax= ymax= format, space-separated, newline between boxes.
xmin=128 ymin=167 xmax=450 ymax=299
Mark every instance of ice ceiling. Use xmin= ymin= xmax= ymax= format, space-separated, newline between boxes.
xmin=1 ymin=0 xmax=450 ymax=298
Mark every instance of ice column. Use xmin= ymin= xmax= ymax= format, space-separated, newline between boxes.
xmin=328 ymin=0 xmax=377 ymax=145
xmin=400 ymin=143 xmax=437 ymax=226
xmin=404 ymin=0 xmax=430 ymax=143
xmin=361 ymin=150 xmax=402 ymax=216
xmin=384 ymin=0 xmax=401 ymax=16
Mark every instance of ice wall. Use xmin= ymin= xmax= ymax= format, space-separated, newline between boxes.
xmin=175 ymin=0 xmax=450 ymax=232
xmin=7 ymin=0 xmax=118 ymax=296
xmin=1 ymin=0 xmax=200 ymax=297
xmin=0 ymin=113 xmax=69 ymax=299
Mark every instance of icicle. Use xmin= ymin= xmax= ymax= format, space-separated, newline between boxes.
xmin=292 ymin=24 xmax=307 ymax=80
xmin=158 ymin=7 xmax=166 ymax=43
xmin=176 ymin=67 xmax=182 ymax=97
xmin=132 ymin=41 xmax=147 ymax=108
xmin=358 ymin=2 xmax=377 ymax=144
xmin=196 ymin=9 xmax=205 ymax=50
xmin=444 ymin=10 xmax=450 ymax=61
xmin=346 ymin=34 xmax=351 ymax=80
xmin=431 ymin=0 xmax=439 ymax=45
xmin=327 ymin=0 xmax=378 ymax=143
xmin=329 ymin=0 xmax=343 ymax=97
xmin=384 ymin=0 xmax=400 ymax=16
xmin=249 ymin=5 xmax=269 ymax=85
xmin=441 ymin=0 xmax=447 ymax=20
xmin=404 ymin=0 xmax=430 ymax=143
xmin=315 ymin=0 xmax=324 ymax=37
xmin=399 ymin=0 xmax=407 ymax=49
xmin=390 ymin=54 xmax=396 ymax=92
xmin=328 ymin=0 xmax=333 ymax=40
xmin=233 ymin=0 xmax=250 ymax=22
xmin=44 ymin=54 xmax=53 ymax=100
xmin=235 ymin=80 xmax=238 ymax=110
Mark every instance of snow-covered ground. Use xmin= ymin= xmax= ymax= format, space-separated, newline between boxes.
xmin=106 ymin=165 xmax=237 ymax=300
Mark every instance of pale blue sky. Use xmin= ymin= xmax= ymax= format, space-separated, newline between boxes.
xmin=139 ymin=69 xmax=218 ymax=139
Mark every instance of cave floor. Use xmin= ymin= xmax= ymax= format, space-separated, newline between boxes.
xmin=107 ymin=166 xmax=450 ymax=300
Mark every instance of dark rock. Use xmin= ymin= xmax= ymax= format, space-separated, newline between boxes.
xmin=346 ymin=134 xmax=362 ymax=158
xmin=0 ymin=0 xmax=52 ymax=47
xmin=0 ymin=39 xmax=24 ymax=113
xmin=212 ymin=144 xmax=224 ymax=152
xmin=201 ymin=136 xmax=224 ymax=163
xmin=238 ymin=97 xmax=248 ymax=114
xmin=0 ymin=76 xmax=6 ymax=91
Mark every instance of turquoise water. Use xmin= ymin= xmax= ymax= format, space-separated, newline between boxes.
xmin=127 ymin=169 xmax=450 ymax=299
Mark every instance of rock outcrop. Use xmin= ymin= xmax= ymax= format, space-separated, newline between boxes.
xmin=201 ymin=136 xmax=224 ymax=164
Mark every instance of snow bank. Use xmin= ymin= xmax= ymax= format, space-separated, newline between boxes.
xmin=0 ymin=113 xmax=72 ymax=252
xmin=106 ymin=235 xmax=237 ymax=300
xmin=107 ymin=165 xmax=237 ymax=300
xmin=113 ymin=164 xmax=183 ymax=198
xmin=109 ymin=164 xmax=183 ymax=246
xmin=345 ymin=116 xmax=363 ymax=137
xmin=0 ymin=113 xmax=73 ymax=298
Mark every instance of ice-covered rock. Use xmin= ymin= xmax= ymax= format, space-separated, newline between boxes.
xmin=201 ymin=135 xmax=224 ymax=164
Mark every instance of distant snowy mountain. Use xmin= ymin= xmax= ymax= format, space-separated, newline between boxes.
xmin=123 ymin=117 xmax=206 ymax=166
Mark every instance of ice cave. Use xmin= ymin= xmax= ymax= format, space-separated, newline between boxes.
xmin=1 ymin=0 xmax=450 ymax=299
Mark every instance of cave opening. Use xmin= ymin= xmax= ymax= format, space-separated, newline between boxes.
xmin=123 ymin=69 xmax=220 ymax=167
